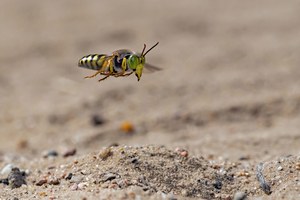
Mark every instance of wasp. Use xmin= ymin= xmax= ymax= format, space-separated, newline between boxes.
xmin=78 ymin=42 xmax=160 ymax=82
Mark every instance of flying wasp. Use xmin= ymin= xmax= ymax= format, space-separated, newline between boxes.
xmin=78 ymin=42 xmax=160 ymax=82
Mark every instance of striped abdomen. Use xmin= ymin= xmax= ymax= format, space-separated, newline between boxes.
xmin=78 ymin=54 xmax=107 ymax=70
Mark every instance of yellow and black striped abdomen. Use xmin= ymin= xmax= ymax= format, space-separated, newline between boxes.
xmin=78 ymin=54 xmax=107 ymax=70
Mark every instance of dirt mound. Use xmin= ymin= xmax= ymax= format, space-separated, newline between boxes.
xmin=1 ymin=146 xmax=299 ymax=199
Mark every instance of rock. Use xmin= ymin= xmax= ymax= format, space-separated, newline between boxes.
xmin=1 ymin=164 xmax=14 ymax=175
xmin=8 ymin=168 xmax=26 ymax=189
xmin=277 ymin=166 xmax=283 ymax=171
xmin=0 ymin=178 xmax=9 ymax=185
xmin=78 ymin=182 xmax=88 ymax=190
xmin=102 ymin=173 xmax=119 ymax=182
xmin=65 ymin=173 xmax=73 ymax=180
xmin=36 ymin=179 xmax=47 ymax=186
xmin=70 ymin=183 xmax=78 ymax=190
xmin=43 ymin=150 xmax=59 ymax=158
xmin=70 ymin=175 xmax=83 ymax=184
xmin=233 ymin=191 xmax=247 ymax=200
xmin=91 ymin=114 xmax=105 ymax=126
xmin=99 ymin=148 xmax=113 ymax=160
xmin=49 ymin=178 xmax=60 ymax=185
xmin=63 ymin=148 xmax=77 ymax=157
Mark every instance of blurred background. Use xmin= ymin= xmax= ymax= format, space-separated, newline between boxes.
xmin=0 ymin=0 xmax=300 ymax=160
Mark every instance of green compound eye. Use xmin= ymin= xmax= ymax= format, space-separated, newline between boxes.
xmin=128 ymin=55 xmax=139 ymax=70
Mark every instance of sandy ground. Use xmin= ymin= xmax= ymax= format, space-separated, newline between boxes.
xmin=0 ymin=0 xmax=300 ymax=199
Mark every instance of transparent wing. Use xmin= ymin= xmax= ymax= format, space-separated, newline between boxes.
xmin=143 ymin=63 xmax=162 ymax=73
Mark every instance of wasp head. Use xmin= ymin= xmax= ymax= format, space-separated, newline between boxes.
xmin=128 ymin=42 xmax=159 ymax=81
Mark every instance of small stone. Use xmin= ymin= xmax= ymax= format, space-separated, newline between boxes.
xmin=43 ymin=150 xmax=58 ymax=158
xmin=181 ymin=189 xmax=188 ymax=196
xmin=237 ymin=171 xmax=250 ymax=177
xmin=49 ymin=178 xmax=60 ymax=185
xmin=180 ymin=151 xmax=188 ymax=157
xmin=70 ymin=175 xmax=83 ymax=184
xmin=1 ymin=164 xmax=14 ymax=175
xmin=63 ymin=148 xmax=76 ymax=157
xmin=131 ymin=157 xmax=139 ymax=164
xmin=36 ymin=179 xmax=47 ymax=186
xmin=213 ymin=179 xmax=222 ymax=190
xmin=277 ymin=166 xmax=283 ymax=171
xmin=0 ymin=178 xmax=9 ymax=185
xmin=239 ymin=156 xmax=250 ymax=161
xmin=99 ymin=148 xmax=113 ymax=160
xmin=78 ymin=182 xmax=88 ymax=190
xmin=91 ymin=114 xmax=105 ymax=126
xmin=120 ymin=121 xmax=135 ymax=133
xmin=175 ymin=148 xmax=189 ymax=157
xmin=233 ymin=191 xmax=247 ymax=200
xmin=102 ymin=173 xmax=118 ymax=182
xmin=39 ymin=191 xmax=47 ymax=197
xmin=8 ymin=168 xmax=26 ymax=189
xmin=70 ymin=183 xmax=78 ymax=190
xmin=65 ymin=173 xmax=73 ymax=180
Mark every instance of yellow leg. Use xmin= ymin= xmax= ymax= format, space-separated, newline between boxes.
xmin=113 ymin=72 xmax=133 ymax=78
xmin=98 ymin=74 xmax=111 ymax=82
xmin=120 ymin=72 xmax=133 ymax=77
xmin=84 ymin=70 xmax=102 ymax=79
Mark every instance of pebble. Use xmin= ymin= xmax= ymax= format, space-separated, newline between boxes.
xmin=70 ymin=183 xmax=78 ymax=191
xmin=99 ymin=148 xmax=113 ymax=160
xmin=91 ymin=114 xmax=105 ymax=126
xmin=1 ymin=164 xmax=14 ymax=175
xmin=43 ymin=150 xmax=58 ymax=158
xmin=120 ymin=121 xmax=135 ymax=133
xmin=0 ymin=178 xmax=9 ymax=185
xmin=277 ymin=166 xmax=283 ymax=171
xmin=237 ymin=171 xmax=250 ymax=177
xmin=8 ymin=168 xmax=26 ymax=189
xmin=233 ymin=191 xmax=247 ymax=200
xmin=175 ymin=148 xmax=189 ymax=157
xmin=63 ymin=148 xmax=77 ymax=157
xmin=65 ymin=173 xmax=73 ymax=180
xmin=70 ymin=175 xmax=83 ymax=184
xmin=36 ymin=179 xmax=47 ymax=186
xmin=181 ymin=189 xmax=188 ymax=196
xmin=78 ymin=182 xmax=88 ymax=190
xmin=49 ymin=178 xmax=60 ymax=185
xmin=102 ymin=173 xmax=118 ymax=182
xmin=39 ymin=191 xmax=47 ymax=197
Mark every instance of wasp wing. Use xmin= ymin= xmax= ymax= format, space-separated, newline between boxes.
xmin=143 ymin=63 xmax=162 ymax=73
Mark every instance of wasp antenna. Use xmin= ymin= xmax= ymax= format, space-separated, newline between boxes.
xmin=141 ymin=44 xmax=147 ymax=56
xmin=143 ymin=42 xmax=159 ymax=56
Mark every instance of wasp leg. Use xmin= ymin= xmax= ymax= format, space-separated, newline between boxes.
xmin=113 ymin=72 xmax=133 ymax=78
xmin=84 ymin=70 xmax=102 ymax=79
xmin=122 ymin=72 xmax=133 ymax=76
xmin=98 ymin=74 xmax=111 ymax=82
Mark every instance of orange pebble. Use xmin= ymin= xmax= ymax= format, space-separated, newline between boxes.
xmin=120 ymin=121 xmax=135 ymax=133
